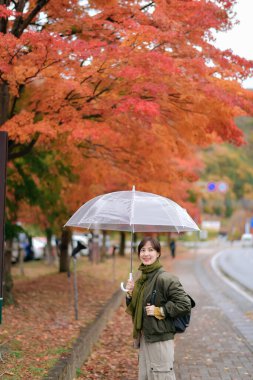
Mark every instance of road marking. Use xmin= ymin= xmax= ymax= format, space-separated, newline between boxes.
xmin=211 ymin=250 xmax=253 ymax=304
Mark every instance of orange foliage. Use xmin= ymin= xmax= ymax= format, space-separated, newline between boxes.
xmin=1 ymin=0 xmax=253 ymax=212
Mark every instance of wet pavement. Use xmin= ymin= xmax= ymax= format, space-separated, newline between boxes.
xmin=174 ymin=245 xmax=253 ymax=380
xmin=214 ymin=245 xmax=253 ymax=294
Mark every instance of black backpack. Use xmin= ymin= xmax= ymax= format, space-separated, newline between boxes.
xmin=151 ymin=273 xmax=196 ymax=334
xmin=173 ymin=294 xmax=195 ymax=333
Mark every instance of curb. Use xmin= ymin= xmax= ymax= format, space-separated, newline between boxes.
xmin=211 ymin=250 xmax=253 ymax=303
xmin=44 ymin=289 xmax=124 ymax=380
xmin=217 ymin=263 xmax=253 ymax=300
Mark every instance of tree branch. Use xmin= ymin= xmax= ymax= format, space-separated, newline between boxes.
xmin=12 ymin=0 xmax=49 ymax=37
xmin=8 ymin=133 xmax=40 ymax=160
xmin=140 ymin=2 xmax=155 ymax=12
xmin=11 ymin=0 xmax=26 ymax=36
xmin=9 ymin=84 xmax=25 ymax=118
xmin=93 ymin=80 xmax=102 ymax=95
xmin=0 ymin=0 xmax=11 ymax=33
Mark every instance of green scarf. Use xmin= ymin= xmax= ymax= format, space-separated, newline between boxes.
xmin=126 ymin=260 xmax=162 ymax=338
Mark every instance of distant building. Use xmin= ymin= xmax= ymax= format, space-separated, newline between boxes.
xmin=201 ymin=220 xmax=221 ymax=231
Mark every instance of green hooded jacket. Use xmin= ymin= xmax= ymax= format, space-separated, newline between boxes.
xmin=141 ymin=268 xmax=192 ymax=343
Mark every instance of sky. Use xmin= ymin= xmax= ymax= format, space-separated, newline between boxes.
xmin=214 ymin=0 xmax=253 ymax=88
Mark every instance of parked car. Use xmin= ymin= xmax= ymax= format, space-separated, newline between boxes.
xmin=241 ymin=233 xmax=253 ymax=247
xmin=11 ymin=238 xmax=20 ymax=264
xmin=11 ymin=236 xmax=47 ymax=263
xmin=32 ymin=237 xmax=47 ymax=259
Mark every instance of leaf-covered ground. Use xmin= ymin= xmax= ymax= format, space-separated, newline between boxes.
xmin=78 ymin=305 xmax=138 ymax=380
xmin=1 ymin=247 xmax=177 ymax=379
xmin=0 ymin=255 xmax=131 ymax=379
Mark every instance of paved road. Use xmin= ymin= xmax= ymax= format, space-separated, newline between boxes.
xmin=174 ymin=245 xmax=253 ymax=379
xmin=214 ymin=244 xmax=253 ymax=294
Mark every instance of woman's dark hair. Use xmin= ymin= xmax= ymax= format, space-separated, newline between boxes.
xmin=137 ymin=237 xmax=161 ymax=257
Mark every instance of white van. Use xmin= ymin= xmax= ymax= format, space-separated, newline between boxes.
xmin=241 ymin=233 xmax=253 ymax=247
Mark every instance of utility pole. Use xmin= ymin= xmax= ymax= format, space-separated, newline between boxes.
xmin=0 ymin=131 xmax=8 ymax=324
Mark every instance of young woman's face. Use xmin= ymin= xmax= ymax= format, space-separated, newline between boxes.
xmin=139 ymin=241 xmax=160 ymax=266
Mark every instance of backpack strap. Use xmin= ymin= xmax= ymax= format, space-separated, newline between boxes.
xmin=149 ymin=269 xmax=165 ymax=305
xmin=150 ymin=269 xmax=196 ymax=309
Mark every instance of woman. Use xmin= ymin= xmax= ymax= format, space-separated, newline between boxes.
xmin=126 ymin=236 xmax=191 ymax=380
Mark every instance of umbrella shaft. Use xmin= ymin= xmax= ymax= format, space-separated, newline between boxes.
xmin=130 ymin=231 xmax=134 ymax=274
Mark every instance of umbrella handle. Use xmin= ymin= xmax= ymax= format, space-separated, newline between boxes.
xmin=120 ymin=272 xmax=133 ymax=292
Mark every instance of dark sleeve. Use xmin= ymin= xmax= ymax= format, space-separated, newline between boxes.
xmin=158 ymin=273 xmax=191 ymax=318
xmin=126 ymin=295 xmax=132 ymax=306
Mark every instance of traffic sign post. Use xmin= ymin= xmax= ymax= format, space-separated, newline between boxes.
xmin=0 ymin=132 xmax=8 ymax=324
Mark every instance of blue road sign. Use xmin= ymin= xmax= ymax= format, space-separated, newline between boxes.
xmin=207 ymin=182 xmax=216 ymax=192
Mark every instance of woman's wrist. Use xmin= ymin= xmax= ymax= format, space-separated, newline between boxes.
xmin=126 ymin=291 xmax=132 ymax=299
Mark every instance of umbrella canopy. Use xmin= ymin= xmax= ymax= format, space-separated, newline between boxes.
xmin=65 ymin=188 xmax=199 ymax=233
xmin=65 ymin=187 xmax=199 ymax=291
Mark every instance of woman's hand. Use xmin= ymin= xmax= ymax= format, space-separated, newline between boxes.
xmin=145 ymin=303 xmax=156 ymax=316
xmin=145 ymin=304 xmax=165 ymax=320
xmin=126 ymin=279 xmax=134 ymax=296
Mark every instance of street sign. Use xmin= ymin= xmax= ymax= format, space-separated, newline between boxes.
xmin=207 ymin=182 xmax=216 ymax=192
xmin=218 ymin=182 xmax=228 ymax=193
xmin=207 ymin=181 xmax=228 ymax=193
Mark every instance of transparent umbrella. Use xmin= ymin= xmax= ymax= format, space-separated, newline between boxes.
xmin=65 ymin=186 xmax=199 ymax=290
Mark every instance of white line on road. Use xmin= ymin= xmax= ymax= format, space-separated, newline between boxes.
xmin=211 ymin=250 xmax=253 ymax=304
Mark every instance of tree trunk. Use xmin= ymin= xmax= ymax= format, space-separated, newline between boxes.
xmin=101 ymin=230 xmax=107 ymax=262
xmin=18 ymin=244 xmax=25 ymax=276
xmin=3 ymin=240 xmax=14 ymax=305
xmin=0 ymin=83 xmax=9 ymax=126
xmin=119 ymin=231 xmax=125 ymax=256
xmin=59 ymin=229 xmax=71 ymax=272
xmin=45 ymin=228 xmax=54 ymax=264
xmin=91 ymin=232 xmax=100 ymax=264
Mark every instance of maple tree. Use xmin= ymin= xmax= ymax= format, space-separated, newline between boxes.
xmin=7 ymin=147 xmax=75 ymax=247
xmin=1 ymin=0 xmax=252 ymax=171
xmin=1 ymin=0 xmax=253 ymax=300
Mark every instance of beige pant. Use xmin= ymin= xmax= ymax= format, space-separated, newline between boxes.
xmin=138 ymin=335 xmax=176 ymax=380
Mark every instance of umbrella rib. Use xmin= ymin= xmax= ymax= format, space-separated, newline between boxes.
xmin=86 ymin=194 xmax=107 ymax=230
xmin=160 ymin=199 xmax=181 ymax=233
xmin=166 ymin=198 xmax=186 ymax=232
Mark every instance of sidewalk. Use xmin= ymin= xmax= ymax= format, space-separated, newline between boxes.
xmin=174 ymin=247 xmax=253 ymax=379
xmin=80 ymin=246 xmax=253 ymax=380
